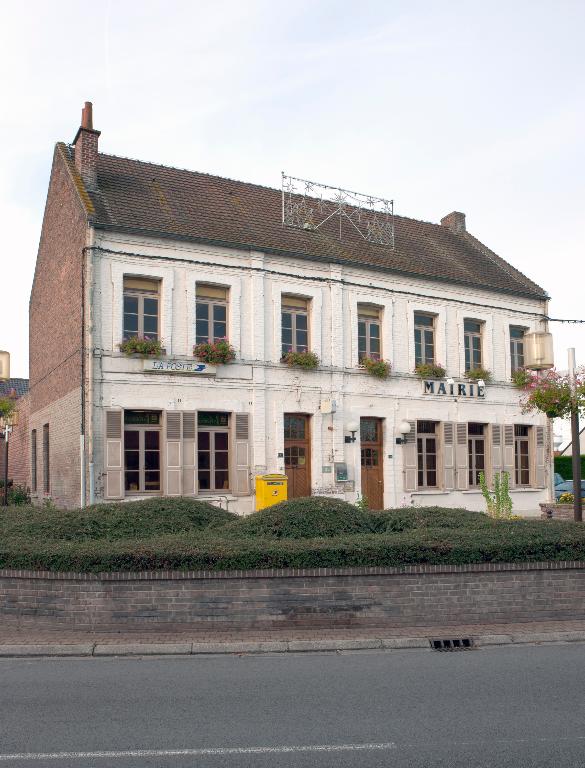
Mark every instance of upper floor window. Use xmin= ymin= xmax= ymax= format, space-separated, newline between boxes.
xmin=510 ymin=326 xmax=526 ymax=372
xmin=282 ymin=296 xmax=309 ymax=357
xmin=123 ymin=277 xmax=160 ymax=341
xmin=358 ymin=305 xmax=381 ymax=362
xmin=464 ymin=319 xmax=483 ymax=372
xmin=414 ymin=313 xmax=435 ymax=366
xmin=196 ymin=284 xmax=228 ymax=344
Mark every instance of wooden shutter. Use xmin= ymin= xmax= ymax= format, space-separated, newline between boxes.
xmin=455 ymin=422 xmax=468 ymax=490
xmin=165 ymin=412 xmax=182 ymax=496
xmin=534 ymin=425 xmax=545 ymax=488
xmin=182 ymin=412 xmax=197 ymax=495
xmin=442 ymin=422 xmax=455 ymax=490
xmin=491 ymin=424 xmax=502 ymax=478
xmin=233 ymin=413 xmax=251 ymax=495
xmin=503 ymin=424 xmax=516 ymax=488
xmin=105 ymin=410 xmax=123 ymax=499
xmin=403 ymin=420 xmax=417 ymax=492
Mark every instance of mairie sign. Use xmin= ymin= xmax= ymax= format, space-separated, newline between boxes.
xmin=143 ymin=359 xmax=216 ymax=375
xmin=423 ymin=379 xmax=485 ymax=398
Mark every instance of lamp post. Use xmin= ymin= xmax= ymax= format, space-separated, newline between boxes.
xmin=568 ymin=348 xmax=582 ymax=522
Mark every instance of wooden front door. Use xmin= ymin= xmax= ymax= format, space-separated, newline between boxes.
xmin=284 ymin=414 xmax=311 ymax=499
xmin=360 ymin=417 xmax=384 ymax=510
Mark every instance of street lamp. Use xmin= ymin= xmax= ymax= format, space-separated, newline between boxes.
xmin=345 ymin=420 xmax=359 ymax=444
xmin=395 ymin=420 xmax=412 ymax=445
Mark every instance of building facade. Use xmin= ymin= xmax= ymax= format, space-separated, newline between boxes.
xmin=28 ymin=104 xmax=552 ymax=514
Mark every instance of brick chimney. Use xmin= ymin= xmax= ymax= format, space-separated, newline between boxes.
xmin=440 ymin=211 xmax=466 ymax=233
xmin=72 ymin=101 xmax=100 ymax=191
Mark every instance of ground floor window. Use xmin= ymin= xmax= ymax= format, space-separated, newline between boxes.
xmin=197 ymin=412 xmax=230 ymax=491
xmin=417 ymin=420 xmax=438 ymax=488
xmin=124 ymin=411 xmax=161 ymax=493
xmin=514 ymin=424 xmax=530 ymax=486
xmin=468 ymin=423 xmax=485 ymax=487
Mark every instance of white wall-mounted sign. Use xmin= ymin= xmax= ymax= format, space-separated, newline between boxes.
xmin=143 ymin=359 xmax=217 ymax=375
xmin=422 ymin=379 xmax=485 ymax=398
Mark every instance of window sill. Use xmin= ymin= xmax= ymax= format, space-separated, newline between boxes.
xmin=510 ymin=488 xmax=544 ymax=493
xmin=411 ymin=490 xmax=450 ymax=495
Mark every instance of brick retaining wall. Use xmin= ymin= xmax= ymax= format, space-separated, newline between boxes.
xmin=2 ymin=562 xmax=585 ymax=632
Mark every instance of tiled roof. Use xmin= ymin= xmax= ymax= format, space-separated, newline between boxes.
xmin=0 ymin=379 xmax=29 ymax=399
xmin=78 ymin=149 xmax=547 ymax=300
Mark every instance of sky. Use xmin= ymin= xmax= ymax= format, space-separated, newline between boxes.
xmin=0 ymin=0 xmax=584 ymax=379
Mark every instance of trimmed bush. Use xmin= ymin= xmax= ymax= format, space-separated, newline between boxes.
xmin=218 ymin=497 xmax=377 ymax=539
xmin=1 ymin=497 xmax=236 ymax=542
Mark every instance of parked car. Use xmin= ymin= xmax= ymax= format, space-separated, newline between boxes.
xmin=554 ymin=480 xmax=585 ymax=501
xmin=554 ymin=472 xmax=565 ymax=487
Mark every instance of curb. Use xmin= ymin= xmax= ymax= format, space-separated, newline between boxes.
xmin=1 ymin=631 xmax=585 ymax=658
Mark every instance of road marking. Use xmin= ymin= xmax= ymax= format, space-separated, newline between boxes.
xmin=0 ymin=743 xmax=397 ymax=762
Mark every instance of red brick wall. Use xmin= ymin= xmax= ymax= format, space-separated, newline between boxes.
xmin=28 ymin=144 xmax=88 ymax=506
xmin=1 ymin=562 xmax=584 ymax=631
xmin=29 ymin=144 xmax=87 ymax=414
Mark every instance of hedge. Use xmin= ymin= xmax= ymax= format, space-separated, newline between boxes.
xmin=555 ymin=455 xmax=585 ymax=480
xmin=2 ymin=520 xmax=585 ymax=573
xmin=3 ymin=497 xmax=585 ymax=573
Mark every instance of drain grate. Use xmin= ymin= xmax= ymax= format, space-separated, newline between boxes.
xmin=429 ymin=638 xmax=474 ymax=651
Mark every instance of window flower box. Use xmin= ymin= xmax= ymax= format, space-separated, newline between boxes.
xmin=119 ymin=336 xmax=163 ymax=358
xmin=281 ymin=351 xmax=320 ymax=370
xmin=361 ymin=357 xmax=392 ymax=379
xmin=193 ymin=339 xmax=236 ymax=365
xmin=414 ymin=362 xmax=446 ymax=379
xmin=511 ymin=368 xmax=533 ymax=388
xmin=466 ymin=367 xmax=492 ymax=382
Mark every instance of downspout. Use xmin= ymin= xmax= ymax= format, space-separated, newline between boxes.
xmin=80 ymin=235 xmax=86 ymax=507
xmin=86 ymin=231 xmax=96 ymax=505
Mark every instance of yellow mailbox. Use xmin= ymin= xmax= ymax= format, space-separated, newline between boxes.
xmin=255 ymin=474 xmax=288 ymax=511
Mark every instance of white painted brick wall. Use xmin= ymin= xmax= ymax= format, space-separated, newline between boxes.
xmin=90 ymin=231 xmax=550 ymax=516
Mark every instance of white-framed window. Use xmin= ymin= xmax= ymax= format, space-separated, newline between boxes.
xmin=510 ymin=326 xmax=526 ymax=372
xmin=123 ymin=411 xmax=162 ymax=494
xmin=197 ymin=411 xmax=230 ymax=492
xmin=414 ymin=313 xmax=435 ymax=366
xmin=464 ymin=319 xmax=483 ymax=372
xmin=417 ymin=420 xmax=439 ymax=488
xmin=358 ymin=305 xmax=381 ymax=362
xmin=281 ymin=296 xmax=309 ymax=356
xmin=123 ymin=277 xmax=160 ymax=341
xmin=467 ymin=422 xmax=486 ymax=487
xmin=195 ymin=284 xmax=229 ymax=344
xmin=514 ymin=424 xmax=531 ymax=486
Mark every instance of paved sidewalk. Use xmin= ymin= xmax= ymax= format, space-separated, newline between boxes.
xmin=2 ymin=619 xmax=585 ymax=656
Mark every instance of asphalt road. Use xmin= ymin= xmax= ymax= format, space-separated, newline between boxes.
xmin=2 ymin=645 xmax=585 ymax=767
